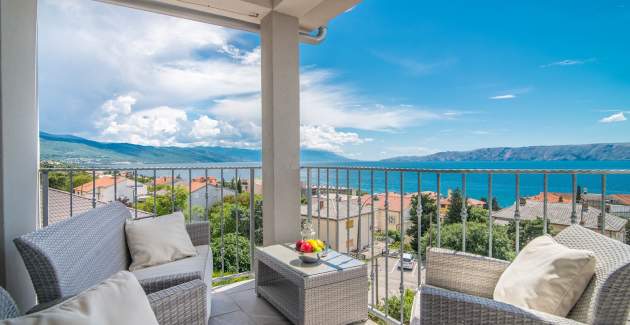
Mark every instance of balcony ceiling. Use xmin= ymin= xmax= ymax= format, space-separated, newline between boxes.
xmin=101 ymin=0 xmax=361 ymax=32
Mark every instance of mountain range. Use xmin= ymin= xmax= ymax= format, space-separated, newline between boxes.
xmin=382 ymin=143 xmax=630 ymax=162
xmin=40 ymin=132 xmax=350 ymax=164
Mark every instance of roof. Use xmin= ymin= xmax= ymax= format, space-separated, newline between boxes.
xmin=610 ymin=194 xmax=630 ymax=205
xmin=187 ymin=176 xmax=220 ymax=193
xmin=155 ymin=176 xmax=174 ymax=186
xmin=73 ymin=175 xmax=126 ymax=193
xmin=361 ymin=193 xmax=413 ymax=212
xmin=527 ymin=192 xmax=574 ymax=203
xmin=494 ymin=200 xmax=627 ymax=232
xmin=47 ymin=188 xmax=152 ymax=225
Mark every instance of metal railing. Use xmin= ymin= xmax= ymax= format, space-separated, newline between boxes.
xmin=39 ymin=165 xmax=630 ymax=325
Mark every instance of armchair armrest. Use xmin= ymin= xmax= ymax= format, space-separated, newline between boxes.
xmin=412 ymin=285 xmax=585 ymax=325
xmin=147 ymin=279 xmax=207 ymax=325
xmin=426 ymin=247 xmax=510 ymax=298
xmin=138 ymin=272 xmax=203 ymax=295
xmin=186 ymin=222 xmax=210 ymax=246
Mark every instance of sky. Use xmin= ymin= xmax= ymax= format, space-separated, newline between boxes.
xmin=38 ymin=0 xmax=630 ymax=160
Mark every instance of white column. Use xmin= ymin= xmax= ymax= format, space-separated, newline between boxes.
xmin=260 ymin=11 xmax=301 ymax=245
xmin=1 ymin=0 xmax=39 ymax=310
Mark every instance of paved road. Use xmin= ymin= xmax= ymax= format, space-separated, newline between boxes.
xmin=366 ymin=255 xmax=424 ymax=304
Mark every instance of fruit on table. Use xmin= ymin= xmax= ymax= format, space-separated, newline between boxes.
xmin=295 ymin=240 xmax=306 ymax=249
xmin=296 ymin=239 xmax=326 ymax=253
xmin=300 ymin=241 xmax=313 ymax=253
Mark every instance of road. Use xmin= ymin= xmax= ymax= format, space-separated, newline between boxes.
xmin=366 ymin=254 xmax=424 ymax=304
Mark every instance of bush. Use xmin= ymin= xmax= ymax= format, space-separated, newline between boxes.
xmin=374 ymin=289 xmax=415 ymax=324
xmin=211 ymin=233 xmax=250 ymax=273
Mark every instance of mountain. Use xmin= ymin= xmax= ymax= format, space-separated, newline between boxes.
xmin=40 ymin=132 xmax=350 ymax=164
xmin=382 ymin=143 xmax=630 ymax=162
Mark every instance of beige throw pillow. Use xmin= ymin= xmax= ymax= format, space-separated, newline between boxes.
xmin=126 ymin=212 xmax=197 ymax=271
xmin=493 ymin=235 xmax=596 ymax=317
xmin=1 ymin=271 xmax=158 ymax=325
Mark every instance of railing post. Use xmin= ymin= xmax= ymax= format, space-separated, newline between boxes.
xmin=384 ymin=170 xmax=389 ymax=320
xmin=461 ymin=174 xmax=468 ymax=252
xmin=370 ymin=169 xmax=375 ymax=307
xmin=543 ymin=173 xmax=548 ymax=234
xmin=346 ymin=169 xmax=350 ymax=254
xmin=220 ymin=168 xmax=225 ymax=276
xmin=92 ymin=170 xmax=96 ymax=208
xmin=114 ymin=170 xmax=118 ymax=202
xmin=69 ymin=170 xmax=74 ymax=217
xmin=571 ymin=173 xmax=577 ymax=224
xmin=306 ymin=167 xmax=312 ymax=222
xmin=600 ymin=175 xmax=606 ymax=234
xmin=41 ymin=171 xmax=49 ymax=227
xmin=171 ymin=169 xmax=175 ymax=213
xmin=250 ymin=168 xmax=255 ymax=270
xmin=488 ymin=174 xmax=493 ymax=258
xmin=153 ymin=169 xmax=157 ymax=217
xmin=436 ymin=173 xmax=441 ymax=248
xmin=514 ymin=173 xmax=521 ymax=253
xmin=134 ymin=170 xmax=138 ymax=219
xmin=417 ymin=172 xmax=422 ymax=286
xmin=399 ymin=171 xmax=405 ymax=325
xmin=188 ymin=169 xmax=192 ymax=222
xmin=235 ymin=168 xmax=239 ymax=273
xmin=357 ymin=170 xmax=362 ymax=252
xmin=326 ymin=168 xmax=330 ymax=246
xmin=316 ymin=168 xmax=321 ymax=237
xmin=204 ymin=168 xmax=209 ymax=222
xmin=336 ymin=169 xmax=340 ymax=251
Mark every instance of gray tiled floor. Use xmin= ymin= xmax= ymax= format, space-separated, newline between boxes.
xmin=208 ymin=280 xmax=377 ymax=325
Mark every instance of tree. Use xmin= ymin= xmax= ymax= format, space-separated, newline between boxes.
xmin=480 ymin=197 xmax=501 ymax=211
xmin=211 ymin=233 xmax=250 ymax=273
xmin=445 ymin=189 xmax=470 ymax=225
xmin=407 ymin=193 xmax=436 ymax=253
xmin=507 ymin=217 xmax=557 ymax=248
xmin=576 ymin=185 xmax=582 ymax=202
xmin=47 ymin=171 xmax=92 ymax=192
xmin=138 ymin=185 xmax=188 ymax=217
xmin=209 ymin=193 xmax=263 ymax=245
xmin=421 ymin=222 xmax=516 ymax=261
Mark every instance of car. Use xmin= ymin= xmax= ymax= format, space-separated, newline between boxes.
xmin=397 ymin=253 xmax=415 ymax=270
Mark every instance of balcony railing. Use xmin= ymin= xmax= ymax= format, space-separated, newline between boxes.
xmin=39 ymin=165 xmax=630 ymax=325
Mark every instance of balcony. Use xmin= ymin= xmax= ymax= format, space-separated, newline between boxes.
xmin=35 ymin=165 xmax=630 ymax=324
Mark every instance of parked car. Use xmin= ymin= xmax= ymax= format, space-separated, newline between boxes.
xmin=397 ymin=253 xmax=415 ymax=270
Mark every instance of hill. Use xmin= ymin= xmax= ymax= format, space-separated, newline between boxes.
xmin=382 ymin=143 xmax=630 ymax=162
xmin=40 ymin=132 xmax=350 ymax=164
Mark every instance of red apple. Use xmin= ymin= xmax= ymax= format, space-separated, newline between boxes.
xmin=301 ymin=242 xmax=313 ymax=253
xmin=295 ymin=240 xmax=306 ymax=251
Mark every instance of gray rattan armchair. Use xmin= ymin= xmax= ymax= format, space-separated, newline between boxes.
xmin=411 ymin=225 xmax=630 ymax=325
xmin=0 ymin=287 xmax=19 ymax=321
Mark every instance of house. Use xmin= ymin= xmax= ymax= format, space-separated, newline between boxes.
xmin=494 ymin=200 xmax=627 ymax=243
xmin=301 ymin=195 xmax=371 ymax=254
xmin=183 ymin=177 xmax=236 ymax=218
xmin=73 ymin=175 xmax=147 ymax=203
xmin=46 ymin=188 xmax=152 ymax=226
xmin=241 ymin=178 xmax=263 ymax=195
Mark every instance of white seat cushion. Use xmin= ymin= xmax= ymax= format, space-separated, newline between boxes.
xmin=493 ymin=235 xmax=596 ymax=317
xmin=1 ymin=271 xmax=158 ymax=325
xmin=133 ymin=245 xmax=212 ymax=284
xmin=125 ymin=212 xmax=197 ymax=271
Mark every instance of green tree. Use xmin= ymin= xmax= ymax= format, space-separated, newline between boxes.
xmin=421 ymin=222 xmax=515 ymax=261
xmin=480 ymin=197 xmax=501 ymax=211
xmin=138 ymin=185 xmax=188 ymax=217
xmin=407 ymin=193 xmax=436 ymax=253
xmin=445 ymin=189 xmax=469 ymax=224
xmin=507 ymin=217 xmax=556 ymax=248
xmin=468 ymin=206 xmax=489 ymax=223
xmin=209 ymin=193 xmax=263 ymax=245
xmin=211 ymin=233 xmax=250 ymax=273
xmin=46 ymin=171 xmax=92 ymax=192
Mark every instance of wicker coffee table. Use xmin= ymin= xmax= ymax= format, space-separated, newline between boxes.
xmin=255 ymin=244 xmax=368 ymax=325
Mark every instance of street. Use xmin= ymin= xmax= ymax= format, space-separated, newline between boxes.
xmin=366 ymin=254 xmax=424 ymax=304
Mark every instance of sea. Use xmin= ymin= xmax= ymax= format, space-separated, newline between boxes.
xmin=111 ymin=160 xmax=630 ymax=207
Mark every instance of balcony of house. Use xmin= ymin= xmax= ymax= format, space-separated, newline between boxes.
xmin=23 ymin=165 xmax=630 ymax=325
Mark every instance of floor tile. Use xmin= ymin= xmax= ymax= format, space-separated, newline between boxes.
xmin=229 ymin=288 xmax=285 ymax=319
xmin=210 ymin=293 xmax=240 ymax=317
xmin=208 ymin=310 xmax=255 ymax=325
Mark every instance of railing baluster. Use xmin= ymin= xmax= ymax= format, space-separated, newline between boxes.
xmin=488 ymin=174 xmax=493 ymax=258
xmin=41 ymin=171 xmax=49 ymax=227
xmin=134 ymin=170 xmax=138 ymax=219
xmin=514 ymin=173 xmax=521 ymax=253
xmin=249 ymin=168 xmax=255 ymax=270
xmin=600 ymin=175 xmax=606 ymax=234
xmin=220 ymin=168 xmax=225 ymax=276
xmin=153 ymin=169 xmax=157 ymax=217
xmin=317 ymin=168 xmax=321 ymax=238
xmin=204 ymin=168 xmax=209 ymax=222
xmin=357 ymin=170 xmax=362 ymax=252
xmin=571 ymin=173 xmax=577 ymax=224
xmin=461 ymin=174 xmax=468 ymax=252
xmin=326 ymin=168 xmax=330 ymax=247
xmin=384 ymin=170 xmax=389 ymax=320
xmin=188 ymin=169 xmax=192 ymax=223
xmin=436 ymin=173 xmax=441 ymax=248
xmin=69 ymin=170 xmax=74 ymax=217
xmin=399 ymin=171 xmax=405 ymax=324
xmin=235 ymin=168 xmax=239 ymax=273
xmin=417 ymin=172 xmax=422 ymax=285
xmin=92 ymin=170 xmax=96 ymax=208
xmin=346 ymin=169 xmax=350 ymax=254
xmin=114 ymin=170 xmax=117 ymax=202
xmin=543 ymin=174 xmax=548 ymax=234
xmin=336 ymin=168 xmax=340 ymax=251
xmin=171 ymin=169 xmax=175 ymax=213
xmin=370 ymin=169 xmax=375 ymax=307
xmin=307 ymin=167 xmax=312 ymax=223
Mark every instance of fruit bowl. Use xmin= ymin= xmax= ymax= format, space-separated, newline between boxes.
xmin=294 ymin=239 xmax=327 ymax=264
xmin=297 ymin=251 xmax=320 ymax=263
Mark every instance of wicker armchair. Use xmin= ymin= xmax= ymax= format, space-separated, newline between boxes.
xmin=0 ymin=287 xmax=19 ymax=321
xmin=411 ymin=225 xmax=630 ymax=325
xmin=13 ymin=202 xmax=211 ymax=325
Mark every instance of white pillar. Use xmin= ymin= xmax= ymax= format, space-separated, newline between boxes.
xmin=260 ymin=11 xmax=301 ymax=245
xmin=1 ymin=0 xmax=39 ymax=310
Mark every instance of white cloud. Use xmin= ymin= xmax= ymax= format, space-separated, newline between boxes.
xmin=540 ymin=58 xmax=596 ymax=68
xmin=300 ymin=125 xmax=365 ymax=153
xmin=599 ymin=112 xmax=627 ymax=123
xmin=490 ymin=94 xmax=516 ymax=100
xmin=373 ymin=52 xmax=457 ymax=76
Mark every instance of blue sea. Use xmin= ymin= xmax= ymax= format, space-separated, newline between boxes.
xmin=121 ymin=160 xmax=630 ymax=207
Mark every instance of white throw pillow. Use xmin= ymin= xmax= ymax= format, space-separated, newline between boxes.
xmin=1 ymin=271 xmax=158 ymax=325
xmin=125 ymin=212 xmax=198 ymax=271
xmin=493 ymin=235 xmax=596 ymax=317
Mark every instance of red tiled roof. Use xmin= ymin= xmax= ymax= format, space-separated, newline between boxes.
xmin=528 ymin=192 xmax=574 ymax=203
xmin=610 ymin=194 xmax=630 ymax=205
xmin=73 ymin=176 xmax=125 ymax=193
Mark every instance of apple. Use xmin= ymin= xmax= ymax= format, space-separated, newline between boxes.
xmin=295 ymin=240 xmax=306 ymax=251
xmin=301 ymin=242 xmax=313 ymax=253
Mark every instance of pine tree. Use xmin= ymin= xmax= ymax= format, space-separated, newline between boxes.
xmin=407 ymin=193 xmax=436 ymax=253
xmin=445 ymin=188 xmax=470 ymax=224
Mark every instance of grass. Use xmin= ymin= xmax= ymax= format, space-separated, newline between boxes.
xmin=212 ymin=271 xmax=253 ymax=287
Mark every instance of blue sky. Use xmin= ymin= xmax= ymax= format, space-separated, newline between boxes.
xmin=38 ymin=0 xmax=630 ymax=160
